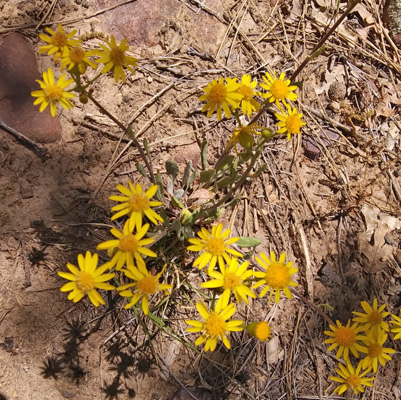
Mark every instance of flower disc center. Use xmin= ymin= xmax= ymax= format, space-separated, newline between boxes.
xmin=205 ymin=237 xmax=225 ymax=256
xmin=223 ymin=272 xmax=242 ymax=290
xmin=270 ymin=80 xmax=288 ymax=100
xmin=334 ymin=327 xmax=356 ymax=347
xmin=137 ymin=276 xmax=157 ymax=295
xmin=119 ymin=235 xmax=139 ymax=252
xmin=265 ymin=263 xmax=290 ymax=289
xmin=110 ymin=47 xmax=125 ymax=65
xmin=76 ymin=271 xmax=95 ymax=292
xmin=209 ymin=84 xmax=228 ymax=104
xmin=44 ymin=85 xmax=63 ymax=101
xmin=204 ymin=313 xmax=226 ymax=337
xmin=129 ymin=193 xmax=149 ymax=212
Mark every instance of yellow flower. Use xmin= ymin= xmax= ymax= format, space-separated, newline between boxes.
xmin=187 ymin=223 xmax=242 ymax=273
xmin=201 ymin=257 xmax=255 ymax=308
xmin=275 ymin=103 xmax=305 ymax=141
xmin=117 ymin=264 xmax=172 ymax=315
xmin=109 ymin=182 xmax=163 ymax=230
xmin=39 ymin=23 xmax=81 ymax=59
xmin=390 ymin=313 xmax=401 ymax=339
xmin=186 ymin=301 xmax=243 ymax=351
xmin=330 ymin=360 xmax=375 ymax=395
xmin=97 ymin=220 xmax=156 ymax=271
xmin=360 ymin=331 xmax=396 ymax=372
xmin=252 ymin=251 xmax=297 ymax=303
xmin=61 ymin=45 xmax=97 ymax=74
xmin=199 ymin=77 xmax=243 ymax=121
xmin=353 ymin=298 xmax=389 ymax=335
xmin=259 ymin=71 xmax=298 ymax=107
xmin=226 ymin=123 xmax=261 ymax=152
xmin=245 ymin=321 xmax=272 ymax=342
xmin=236 ymin=74 xmax=260 ymax=116
xmin=324 ymin=320 xmax=367 ymax=360
xmin=92 ymin=36 xmax=138 ymax=83
xmin=31 ymin=68 xmax=75 ymax=117
xmin=58 ymin=251 xmax=115 ymax=307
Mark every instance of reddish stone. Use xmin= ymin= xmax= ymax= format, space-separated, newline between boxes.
xmin=0 ymin=33 xmax=61 ymax=143
xmin=96 ymin=0 xmax=226 ymax=55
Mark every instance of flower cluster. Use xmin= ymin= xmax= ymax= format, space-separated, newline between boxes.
xmin=32 ymin=24 xmax=138 ymax=116
xmin=58 ymin=181 xmax=169 ymax=315
xmin=186 ymin=224 xmax=297 ymax=351
xmin=324 ymin=298 xmax=400 ymax=395
xmin=199 ymin=71 xmax=305 ymax=148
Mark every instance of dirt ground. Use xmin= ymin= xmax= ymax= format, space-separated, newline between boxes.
xmin=0 ymin=0 xmax=401 ymax=399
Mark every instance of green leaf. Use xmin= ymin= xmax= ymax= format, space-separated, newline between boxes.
xmin=251 ymin=163 xmax=268 ymax=179
xmin=136 ymin=163 xmax=147 ymax=178
xmin=216 ymin=155 xmax=235 ymax=177
xmin=200 ymin=169 xmax=216 ymax=184
xmin=182 ymin=161 xmax=192 ymax=190
xmin=143 ymin=138 xmax=151 ymax=158
xmin=166 ymin=160 xmax=179 ymax=180
xmin=236 ymin=237 xmax=262 ymax=248
xmin=216 ymin=176 xmax=234 ymax=188
xmin=155 ymin=171 xmax=164 ymax=201
xmin=171 ymin=196 xmax=185 ymax=209
xmin=200 ymin=140 xmax=208 ymax=170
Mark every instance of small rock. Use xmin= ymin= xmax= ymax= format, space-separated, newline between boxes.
xmin=303 ymin=129 xmax=339 ymax=160
xmin=0 ymin=33 xmax=62 ymax=143
xmin=20 ymin=180 xmax=34 ymax=199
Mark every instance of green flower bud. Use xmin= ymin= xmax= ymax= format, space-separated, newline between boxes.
xmin=238 ymin=131 xmax=254 ymax=149
xmin=79 ymin=92 xmax=88 ymax=104
xmin=261 ymin=128 xmax=273 ymax=140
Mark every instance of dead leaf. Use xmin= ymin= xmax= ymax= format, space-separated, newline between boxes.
xmin=266 ymin=335 xmax=283 ymax=363
xmin=358 ymin=226 xmax=394 ymax=273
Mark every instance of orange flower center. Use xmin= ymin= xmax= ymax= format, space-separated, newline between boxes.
xmin=334 ymin=327 xmax=356 ymax=347
xmin=129 ymin=193 xmax=149 ymax=212
xmin=368 ymin=343 xmax=382 ymax=358
xmin=110 ymin=47 xmax=125 ymax=66
xmin=270 ymin=80 xmax=289 ymax=100
xmin=69 ymin=47 xmax=85 ymax=63
xmin=368 ymin=310 xmax=383 ymax=326
xmin=286 ymin=114 xmax=303 ymax=134
xmin=209 ymin=83 xmax=228 ymax=104
xmin=265 ymin=263 xmax=291 ymax=289
xmin=237 ymin=84 xmax=253 ymax=100
xmin=76 ymin=271 xmax=95 ymax=292
xmin=136 ymin=275 xmax=157 ymax=295
xmin=346 ymin=374 xmax=361 ymax=389
xmin=119 ymin=235 xmax=139 ymax=252
xmin=223 ymin=272 xmax=242 ymax=290
xmin=51 ymin=31 xmax=68 ymax=48
xmin=205 ymin=237 xmax=225 ymax=256
xmin=254 ymin=322 xmax=271 ymax=341
xmin=44 ymin=84 xmax=63 ymax=101
xmin=204 ymin=313 xmax=226 ymax=337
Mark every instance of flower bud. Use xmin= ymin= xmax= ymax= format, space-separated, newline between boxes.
xmin=79 ymin=92 xmax=88 ymax=104
xmin=238 ymin=131 xmax=254 ymax=149
xmin=261 ymin=128 xmax=273 ymax=140
xmin=245 ymin=321 xmax=272 ymax=341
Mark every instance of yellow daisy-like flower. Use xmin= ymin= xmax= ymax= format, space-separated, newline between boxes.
xmin=201 ymin=257 xmax=256 ymax=308
xmin=109 ymin=182 xmax=163 ymax=231
xmin=236 ymin=74 xmax=260 ymax=116
xmin=39 ymin=23 xmax=81 ymax=59
xmin=187 ymin=223 xmax=243 ymax=273
xmin=97 ymin=220 xmax=156 ymax=271
xmin=186 ymin=301 xmax=243 ymax=351
xmin=117 ymin=263 xmax=172 ymax=315
xmin=92 ymin=35 xmax=138 ymax=83
xmin=259 ymin=71 xmax=298 ymax=107
xmin=31 ymin=68 xmax=75 ymax=117
xmin=199 ymin=77 xmax=243 ymax=121
xmin=58 ymin=251 xmax=115 ymax=307
xmin=352 ymin=298 xmax=389 ymax=335
xmin=252 ymin=251 xmax=298 ymax=303
xmin=330 ymin=360 xmax=375 ymax=395
xmin=226 ymin=123 xmax=262 ymax=152
xmin=61 ymin=45 xmax=97 ymax=74
xmin=275 ymin=103 xmax=306 ymax=141
xmin=360 ymin=331 xmax=396 ymax=372
xmin=390 ymin=313 xmax=401 ymax=339
xmin=324 ymin=320 xmax=368 ymax=360
xmin=245 ymin=321 xmax=272 ymax=342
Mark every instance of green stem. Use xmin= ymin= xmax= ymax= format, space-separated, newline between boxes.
xmin=249 ymin=0 xmax=362 ymax=125
xmin=85 ymin=90 xmax=155 ymax=183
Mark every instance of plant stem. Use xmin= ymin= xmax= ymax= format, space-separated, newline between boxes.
xmin=86 ymin=91 xmax=155 ymax=183
xmin=249 ymin=0 xmax=362 ymax=125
